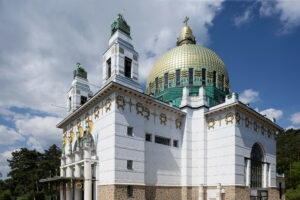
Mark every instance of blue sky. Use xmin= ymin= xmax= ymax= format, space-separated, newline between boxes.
xmin=1 ymin=0 xmax=300 ymax=179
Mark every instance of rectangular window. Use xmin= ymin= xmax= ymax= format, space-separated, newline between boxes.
xmin=189 ymin=68 xmax=194 ymax=85
xmin=176 ymin=69 xmax=180 ymax=86
xmin=173 ymin=140 xmax=178 ymax=147
xmin=80 ymin=96 xmax=87 ymax=105
xmin=145 ymin=133 xmax=152 ymax=142
xmin=164 ymin=73 xmax=168 ymax=89
xmin=127 ymin=127 xmax=133 ymax=136
xmin=155 ymin=77 xmax=158 ymax=94
xmin=124 ymin=57 xmax=132 ymax=78
xmin=148 ymin=82 xmax=152 ymax=94
xmin=202 ymin=68 xmax=206 ymax=85
xmin=213 ymin=71 xmax=217 ymax=87
xmin=107 ymin=58 xmax=111 ymax=79
xmin=127 ymin=186 xmax=133 ymax=197
xmin=221 ymin=74 xmax=224 ymax=91
xmin=127 ymin=160 xmax=133 ymax=170
xmin=155 ymin=136 xmax=170 ymax=146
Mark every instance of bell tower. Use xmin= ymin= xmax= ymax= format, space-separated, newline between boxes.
xmin=67 ymin=63 xmax=93 ymax=115
xmin=102 ymin=13 xmax=142 ymax=92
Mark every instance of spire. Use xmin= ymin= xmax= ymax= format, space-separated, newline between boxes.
xmin=111 ymin=11 xmax=130 ymax=36
xmin=73 ymin=62 xmax=87 ymax=79
xmin=176 ymin=16 xmax=196 ymax=46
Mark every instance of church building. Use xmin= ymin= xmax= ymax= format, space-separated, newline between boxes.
xmin=56 ymin=13 xmax=283 ymax=200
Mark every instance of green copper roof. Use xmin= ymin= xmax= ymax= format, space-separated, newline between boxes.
xmin=111 ymin=13 xmax=130 ymax=36
xmin=73 ymin=62 xmax=87 ymax=79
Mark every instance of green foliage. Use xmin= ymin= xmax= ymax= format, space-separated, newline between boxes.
xmin=286 ymin=184 xmax=300 ymax=200
xmin=0 ymin=144 xmax=61 ymax=199
xmin=0 ymin=190 xmax=13 ymax=200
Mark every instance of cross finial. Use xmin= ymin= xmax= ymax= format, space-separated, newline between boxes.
xmin=76 ymin=62 xmax=81 ymax=68
xmin=183 ymin=16 xmax=189 ymax=26
xmin=120 ymin=9 xmax=125 ymax=16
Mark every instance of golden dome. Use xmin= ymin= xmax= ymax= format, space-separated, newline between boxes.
xmin=146 ymin=44 xmax=230 ymax=94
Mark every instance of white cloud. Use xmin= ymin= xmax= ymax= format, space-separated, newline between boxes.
xmin=286 ymin=125 xmax=300 ymax=130
xmin=260 ymin=0 xmax=300 ymax=33
xmin=291 ymin=112 xmax=300 ymax=125
xmin=260 ymin=108 xmax=283 ymax=121
xmin=15 ymin=116 xmax=62 ymax=151
xmin=0 ymin=125 xmax=25 ymax=145
xmin=239 ymin=89 xmax=260 ymax=104
xmin=234 ymin=6 xmax=254 ymax=26
xmin=0 ymin=0 xmax=225 ymax=117
xmin=0 ymin=149 xmax=19 ymax=179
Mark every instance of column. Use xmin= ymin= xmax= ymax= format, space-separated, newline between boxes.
xmin=60 ymin=155 xmax=66 ymax=200
xmin=263 ymin=163 xmax=268 ymax=188
xmin=198 ymin=184 xmax=204 ymax=200
xmin=246 ymin=159 xmax=251 ymax=187
xmin=60 ymin=182 xmax=64 ymax=200
xmin=84 ymin=147 xmax=92 ymax=200
xmin=65 ymin=154 xmax=72 ymax=200
xmin=216 ymin=183 xmax=222 ymax=200
xmin=74 ymin=150 xmax=82 ymax=200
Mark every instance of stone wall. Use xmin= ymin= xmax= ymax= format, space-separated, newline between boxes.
xmin=268 ymin=188 xmax=280 ymax=200
xmin=222 ymin=186 xmax=250 ymax=200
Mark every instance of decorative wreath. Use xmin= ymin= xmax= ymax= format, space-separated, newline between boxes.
xmin=143 ymin=107 xmax=150 ymax=120
xmin=160 ymin=113 xmax=167 ymax=125
xmin=175 ymin=119 xmax=182 ymax=129
xmin=136 ymin=102 xmax=144 ymax=116
xmin=245 ymin=117 xmax=250 ymax=128
xmin=253 ymin=121 xmax=258 ymax=132
xmin=235 ymin=112 xmax=241 ymax=123
xmin=207 ymin=118 xmax=215 ymax=129
xmin=116 ymin=95 xmax=126 ymax=110
xmin=94 ymin=106 xmax=100 ymax=119
xmin=261 ymin=126 xmax=265 ymax=135
xmin=225 ymin=112 xmax=234 ymax=125
xmin=105 ymin=98 xmax=112 ymax=112
xmin=75 ymin=182 xmax=82 ymax=190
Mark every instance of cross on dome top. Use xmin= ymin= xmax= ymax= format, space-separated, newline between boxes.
xmin=183 ymin=16 xmax=189 ymax=26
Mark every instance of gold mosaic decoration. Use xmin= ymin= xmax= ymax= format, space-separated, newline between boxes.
xmin=94 ymin=106 xmax=100 ymax=119
xmin=207 ymin=118 xmax=215 ymax=129
xmin=105 ymin=98 xmax=112 ymax=112
xmin=175 ymin=119 xmax=182 ymax=129
xmin=245 ymin=117 xmax=250 ymax=128
xmin=136 ymin=102 xmax=144 ymax=115
xmin=225 ymin=112 xmax=234 ymax=125
xmin=143 ymin=107 xmax=150 ymax=120
xmin=116 ymin=95 xmax=126 ymax=110
xmin=160 ymin=113 xmax=167 ymax=125
xmin=235 ymin=113 xmax=241 ymax=123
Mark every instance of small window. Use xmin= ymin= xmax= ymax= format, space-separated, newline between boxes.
xmin=189 ymin=68 xmax=194 ymax=85
xmin=68 ymin=97 xmax=71 ymax=111
xmin=124 ymin=57 xmax=132 ymax=78
xmin=155 ymin=136 xmax=170 ymax=146
xmin=148 ymin=82 xmax=152 ymax=94
xmin=202 ymin=68 xmax=206 ymax=85
xmin=173 ymin=140 xmax=178 ymax=147
xmin=80 ymin=96 xmax=87 ymax=105
xmin=213 ymin=71 xmax=217 ymax=87
xmin=176 ymin=69 xmax=181 ymax=86
xmin=145 ymin=133 xmax=152 ymax=142
xmin=155 ymin=77 xmax=159 ymax=94
xmin=127 ymin=127 xmax=133 ymax=136
xmin=127 ymin=185 xmax=133 ymax=197
xmin=221 ymin=74 xmax=225 ymax=91
xmin=127 ymin=160 xmax=133 ymax=170
xmin=164 ymin=73 xmax=168 ymax=89
xmin=107 ymin=58 xmax=111 ymax=79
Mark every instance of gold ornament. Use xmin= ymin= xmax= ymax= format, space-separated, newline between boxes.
xmin=116 ymin=95 xmax=126 ymax=110
xmin=253 ymin=121 xmax=258 ymax=132
xmin=159 ymin=113 xmax=167 ymax=125
xmin=94 ymin=106 xmax=100 ymax=119
xmin=267 ymin=129 xmax=271 ymax=138
xmin=235 ymin=112 xmax=241 ymax=123
xmin=261 ymin=126 xmax=265 ymax=135
xmin=175 ymin=119 xmax=182 ymax=129
xmin=75 ymin=182 xmax=82 ymax=189
xmin=225 ymin=112 xmax=234 ymax=125
xmin=136 ymin=102 xmax=144 ymax=116
xmin=105 ymin=98 xmax=112 ymax=112
xmin=207 ymin=118 xmax=215 ymax=129
xmin=77 ymin=119 xmax=84 ymax=138
xmin=143 ymin=107 xmax=150 ymax=120
xmin=245 ymin=117 xmax=250 ymax=128
xmin=70 ymin=129 xmax=75 ymax=142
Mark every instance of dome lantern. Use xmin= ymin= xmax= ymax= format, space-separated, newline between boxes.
xmin=176 ymin=16 xmax=196 ymax=46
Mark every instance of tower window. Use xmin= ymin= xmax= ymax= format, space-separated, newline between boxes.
xmin=148 ymin=82 xmax=152 ymax=94
xmin=155 ymin=136 xmax=170 ymax=146
xmin=213 ymin=71 xmax=217 ymax=87
xmin=145 ymin=133 xmax=152 ymax=142
xmin=173 ymin=140 xmax=178 ymax=147
xmin=176 ymin=69 xmax=181 ymax=86
xmin=124 ymin=57 xmax=132 ymax=78
xmin=68 ymin=97 xmax=71 ymax=111
xmin=164 ymin=73 xmax=168 ymax=89
xmin=80 ymin=96 xmax=87 ymax=105
xmin=189 ymin=68 xmax=194 ymax=85
xmin=127 ymin=160 xmax=133 ymax=170
xmin=221 ymin=74 xmax=225 ymax=91
xmin=127 ymin=127 xmax=133 ymax=136
xmin=155 ymin=77 xmax=158 ymax=94
xmin=107 ymin=58 xmax=111 ymax=79
xmin=250 ymin=143 xmax=264 ymax=188
xmin=202 ymin=68 xmax=206 ymax=86
xmin=127 ymin=186 xmax=133 ymax=197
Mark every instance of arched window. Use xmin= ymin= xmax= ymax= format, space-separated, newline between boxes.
xmin=251 ymin=143 xmax=264 ymax=188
